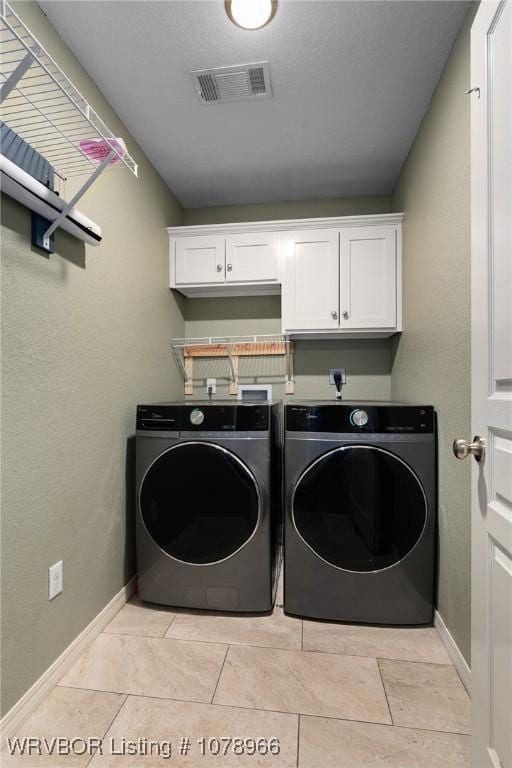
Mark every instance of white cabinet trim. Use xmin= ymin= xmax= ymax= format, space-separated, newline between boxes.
xmin=167 ymin=213 xmax=403 ymax=238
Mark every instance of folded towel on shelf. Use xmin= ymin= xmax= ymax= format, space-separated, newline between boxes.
xmin=79 ymin=137 xmax=127 ymax=165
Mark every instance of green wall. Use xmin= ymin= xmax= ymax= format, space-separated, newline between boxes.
xmin=182 ymin=197 xmax=394 ymax=402
xmin=390 ymin=6 xmax=476 ymax=663
xmin=184 ymin=296 xmax=392 ymax=401
xmin=183 ymin=196 xmax=391 ymax=225
xmin=1 ymin=2 xmax=184 ymax=716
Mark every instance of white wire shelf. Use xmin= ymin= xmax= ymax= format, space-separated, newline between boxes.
xmin=171 ymin=334 xmax=295 ymax=396
xmin=0 ymin=0 xmax=138 ymax=182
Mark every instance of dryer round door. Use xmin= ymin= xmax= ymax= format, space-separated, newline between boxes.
xmin=140 ymin=442 xmax=260 ymax=565
xmin=292 ymin=445 xmax=427 ymax=572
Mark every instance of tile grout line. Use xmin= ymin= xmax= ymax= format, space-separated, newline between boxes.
xmin=296 ymin=715 xmax=301 ymax=768
xmin=93 ymin=631 xmax=228 ymax=651
xmin=104 ymin=627 xmax=174 ymax=640
xmin=55 ymin=685 xmax=471 ymax=736
xmin=375 ymin=656 xmax=456 ymax=669
xmin=164 ymin=613 xmax=177 ymax=634
xmin=299 ymin=635 xmax=452 ymax=666
xmin=101 ymin=629 xmax=302 ymax=652
xmin=210 ymin=645 xmax=230 ymax=704
xmin=300 ymin=647 xmax=454 ymax=665
xmin=87 ymin=628 xmax=455 ymax=667
xmin=376 ymin=658 xmax=394 ymax=726
xmin=283 ymin=710 xmax=471 ymax=737
xmin=84 ymin=693 xmax=128 ymax=768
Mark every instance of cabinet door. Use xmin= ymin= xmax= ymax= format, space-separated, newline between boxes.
xmin=174 ymin=236 xmax=225 ymax=285
xmin=282 ymin=230 xmax=339 ymax=331
xmin=225 ymin=232 xmax=278 ymax=283
xmin=339 ymin=226 xmax=397 ymax=328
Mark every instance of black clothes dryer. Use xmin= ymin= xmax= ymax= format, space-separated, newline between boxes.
xmin=284 ymin=402 xmax=436 ymax=625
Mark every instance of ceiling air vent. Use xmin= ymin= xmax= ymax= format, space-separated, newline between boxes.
xmin=191 ymin=62 xmax=272 ymax=104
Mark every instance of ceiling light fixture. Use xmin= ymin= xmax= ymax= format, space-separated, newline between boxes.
xmin=225 ymin=0 xmax=277 ymax=30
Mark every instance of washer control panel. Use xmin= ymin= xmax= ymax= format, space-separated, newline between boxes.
xmin=136 ymin=403 xmax=270 ymax=431
xmin=286 ymin=403 xmax=434 ymax=433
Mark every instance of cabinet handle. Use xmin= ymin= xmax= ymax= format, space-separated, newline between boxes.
xmin=331 ymin=310 xmax=338 ymax=319
xmin=216 ymin=264 xmax=223 ymax=272
xmin=227 ymin=263 xmax=233 ymax=272
xmin=342 ymin=310 xmax=349 ymax=319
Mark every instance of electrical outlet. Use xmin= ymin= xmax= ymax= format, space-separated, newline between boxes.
xmin=329 ymin=368 xmax=347 ymax=385
xmin=48 ymin=560 xmax=63 ymax=600
xmin=206 ymin=378 xmax=216 ymax=394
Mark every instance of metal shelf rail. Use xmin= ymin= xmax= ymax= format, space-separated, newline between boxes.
xmin=171 ymin=334 xmax=295 ymax=395
xmin=0 ymin=0 xmax=137 ymax=249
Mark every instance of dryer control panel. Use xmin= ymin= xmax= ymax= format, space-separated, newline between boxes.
xmin=286 ymin=403 xmax=434 ymax=433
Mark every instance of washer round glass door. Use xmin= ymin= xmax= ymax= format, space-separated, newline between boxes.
xmin=292 ymin=446 xmax=427 ymax=572
xmin=140 ymin=442 xmax=260 ymax=564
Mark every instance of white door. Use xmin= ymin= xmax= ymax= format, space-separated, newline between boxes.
xmin=467 ymin=3 xmax=512 ymax=767
xmin=282 ymin=229 xmax=339 ymax=331
xmin=174 ymin=235 xmax=225 ymax=285
xmin=225 ymin=232 xmax=278 ymax=283
xmin=339 ymin=226 xmax=397 ymax=329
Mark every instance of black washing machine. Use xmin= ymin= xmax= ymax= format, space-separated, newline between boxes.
xmin=136 ymin=402 xmax=282 ymax=612
xmin=284 ymin=402 xmax=436 ymax=625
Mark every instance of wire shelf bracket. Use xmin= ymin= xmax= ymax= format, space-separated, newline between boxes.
xmin=38 ymin=149 xmax=116 ymax=250
xmin=0 ymin=1 xmax=138 ymax=252
xmin=171 ymin=334 xmax=295 ymax=396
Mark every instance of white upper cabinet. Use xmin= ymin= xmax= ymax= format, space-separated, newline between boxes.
xmin=170 ymin=230 xmax=279 ymax=296
xmin=168 ymin=214 xmax=402 ymax=336
xmin=339 ymin=226 xmax=398 ymax=329
xmin=225 ymin=232 xmax=278 ymax=284
xmin=281 ymin=220 xmax=401 ymax=336
xmin=174 ymin=235 xmax=225 ymax=285
xmin=282 ymin=229 xmax=340 ymax=330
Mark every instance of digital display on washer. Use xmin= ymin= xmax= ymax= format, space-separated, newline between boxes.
xmin=136 ymin=405 xmax=180 ymax=431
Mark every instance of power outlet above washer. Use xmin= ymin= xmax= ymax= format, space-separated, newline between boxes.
xmin=329 ymin=368 xmax=346 ymax=385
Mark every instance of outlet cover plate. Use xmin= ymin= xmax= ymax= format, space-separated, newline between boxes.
xmin=49 ymin=560 xmax=63 ymax=600
xmin=329 ymin=368 xmax=347 ymax=385
xmin=206 ymin=378 xmax=216 ymax=394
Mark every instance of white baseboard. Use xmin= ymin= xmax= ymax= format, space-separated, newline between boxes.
xmin=434 ymin=610 xmax=471 ymax=695
xmin=0 ymin=576 xmax=137 ymax=745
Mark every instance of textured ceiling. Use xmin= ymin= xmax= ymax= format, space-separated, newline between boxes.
xmin=38 ymin=1 xmax=469 ymax=208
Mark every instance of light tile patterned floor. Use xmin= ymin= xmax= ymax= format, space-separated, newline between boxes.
xmin=4 ymin=577 xmax=471 ymax=767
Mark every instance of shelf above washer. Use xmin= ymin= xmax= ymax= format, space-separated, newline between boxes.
xmin=171 ymin=334 xmax=295 ymax=396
